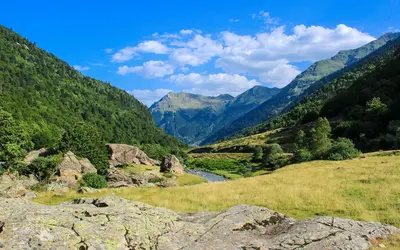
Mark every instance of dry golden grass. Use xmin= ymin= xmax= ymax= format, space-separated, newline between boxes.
xmin=210 ymin=129 xmax=281 ymax=149
xmin=112 ymin=164 xmax=207 ymax=186
xmin=34 ymin=153 xmax=400 ymax=228
xmin=189 ymin=153 xmax=252 ymax=160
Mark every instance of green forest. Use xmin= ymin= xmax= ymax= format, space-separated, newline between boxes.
xmin=233 ymin=36 xmax=400 ymax=152
xmin=0 ymin=25 xmax=184 ymax=171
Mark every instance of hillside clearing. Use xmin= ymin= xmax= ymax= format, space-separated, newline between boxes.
xmin=34 ymin=153 xmax=400 ymax=228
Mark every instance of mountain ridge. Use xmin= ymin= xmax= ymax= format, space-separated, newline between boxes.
xmin=202 ymin=32 xmax=400 ymax=145
xmin=150 ymin=86 xmax=280 ymax=145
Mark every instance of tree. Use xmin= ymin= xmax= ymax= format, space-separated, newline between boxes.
xmin=19 ymin=155 xmax=61 ymax=182
xmin=262 ymin=144 xmax=286 ymax=170
xmin=295 ymin=130 xmax=306 ymax=150
xmin=309 ymin=117 xmax=332 ymax=158
xmin=0 ymin=108 xmax=31 ymax=167
xmin=252 ymin=146 xmax=263 ymax=162
xmin=327 ymin=138 xmax=360 ymax=161
xmin=59 ymin=122 xmax=108 ymax=174
xmin=366 ymin=97 xmax=388 ymax=114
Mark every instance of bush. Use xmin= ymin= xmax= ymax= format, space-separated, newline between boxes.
xmin=251 ymin=146 xmax=263 ymax=162
xmin=262 ymin=144 xmax=288 ymax=170
xmin=294 ymin=149 xmax=313 ymax=163
xmin=327 ymin=138 xmax=360 ymax=161
xmin=80 ymin=173 xmax=107 ymax=189
xmin=148 ymin=177 xmax=166 ymax=184
xmin=19 ymin=155 xmax=61 ymax=182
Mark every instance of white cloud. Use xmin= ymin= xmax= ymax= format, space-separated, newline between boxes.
xmin=117 ymin=61 xmax=174 ymax=78
xmin=180 ymin=29 xmax=193 ymax=35
xmin=169 ymin=73 xmax=258 ymax=96
xmin=229 ymin=19 xmax=240 ymax=23
xmin=127 ymin=88 xmax=172 ymax=106
xmin=104 ymin=48 xmax=113 ymax=54
xmin=112 ymin=41 xmax=169 ymax=62
xmin=73 ymin=65 xmax=90 ymax=71
xmin=169 ymin=35 xmax=223 ymax=66
xmin=215 ymin=24 xmax=374 ymax=86
xmin=252 ymin=11 xmax=279 ymax=26
xmin=113 ymin=21 xmax=375 ymax=90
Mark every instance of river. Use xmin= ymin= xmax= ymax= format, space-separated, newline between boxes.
xmin=186 ymin=169 xmax=227 ymax=182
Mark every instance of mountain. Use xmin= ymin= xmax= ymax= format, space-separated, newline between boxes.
xmin=150 ymin=86 xmax=280 ymax=145
xmin=203 ymin=32 xmax=400 ymax=145
xmin=0 ymin=25 xmax=183 ymax=152
xmin=233 ymin=35 xmax=400 ymax=141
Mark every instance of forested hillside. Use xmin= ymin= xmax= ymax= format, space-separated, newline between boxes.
xmin=236 ymin=36 xmax=400 ymax=137
xmin=0 ymin=25 xmax=183 ymax=152
xmin=203 ymin=33 xmax=400 ymax=145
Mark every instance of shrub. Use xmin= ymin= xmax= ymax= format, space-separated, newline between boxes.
xmin=262 ymin=144 xmax=285 ymax=169
xmin=19 ymin=155 xmax=61 ymax=182
xmin=148 ymin=177 xmax=166 ymax=184
xmin=294 ymin=149 xmax=313 ymax=163
xmin=327 ymin=138 xmax=360 ymax=161
xmin=251 ymin=146 xmax=263 ymax=162
xmin=80 ymin=173 xmax=107 ymax=189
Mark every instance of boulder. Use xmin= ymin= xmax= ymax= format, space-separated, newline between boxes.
xmin=0 ymin=196 xmax=398 ymax=249
xmin=107 ymin=144 xmax=159 ymax=166
xmin=0 ymin=174 xmax=39 ymax=198
xmin=23 ymin=148 xmax=47 ymax=164
xmin=106 ymin=167 xmax=149 ymax=188
xmin=160 ymin=155 xmax=184 ymax=176
xmin=56 ymin=152 xmax=97 ymax=188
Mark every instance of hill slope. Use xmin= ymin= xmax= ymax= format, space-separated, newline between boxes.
xmin=0 ymin=25 xmax=183 ymax=150
xmin=204 ymin=33 xmax=400 ymax=145
xmin=150 ymin=86 xmax=280 ymax=145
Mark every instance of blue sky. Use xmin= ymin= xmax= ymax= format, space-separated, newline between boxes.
xmin=1 ymin=0 xmax=399 ymax=105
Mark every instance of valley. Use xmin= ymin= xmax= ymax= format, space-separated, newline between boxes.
xmin=1 ymin=7 xmax=400 ymax=249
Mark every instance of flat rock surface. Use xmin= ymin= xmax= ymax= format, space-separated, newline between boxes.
xmin=0 ymin=196 xmax=398 ymax=249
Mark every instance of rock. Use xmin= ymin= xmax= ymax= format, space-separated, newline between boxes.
xmin=106 ymin=167 xmax=150 ymax=188
xmin=156 ymin=180 xmax=178 ymax=188
xmin=144 ymin=183 xmax=156 ymax=188
xmin=0 ymin=197 xmax=398 ymax=249
xmin=24 ymin=191 xmax=37 ymax=199
xmin=160 ymin=155 xmax=184 ymax=176
xmin=107 ymin=144 xmax=159 ymax=166
xmin=46 ymin=182 xmax=70 ymax=194
xmin=106 ymin=167 xmax=134 ymax=185
xmin=379 ymin=243 xmax=387 ymax=248
xmin=0 ymin=183 xmax=29 ymax=198
xmin=23 ymin=148 xmax=47 ymax=164
xmin=56 ymin=151 xmax=97 ymax=188
xmin=77 ymin=187 xmax=101 ymax=194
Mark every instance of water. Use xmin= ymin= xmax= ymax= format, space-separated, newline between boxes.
xmin=186 ymin=169 xmax=227 ymax=182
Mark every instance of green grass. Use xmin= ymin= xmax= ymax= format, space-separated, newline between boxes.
xmin=189 ymin=153 xmax=252 ymax=160
xmin=34 ymin=152 xmax=400 ymax=229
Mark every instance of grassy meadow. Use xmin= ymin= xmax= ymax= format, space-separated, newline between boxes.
xmin=34 ymin=152 xmax=400 ymax=228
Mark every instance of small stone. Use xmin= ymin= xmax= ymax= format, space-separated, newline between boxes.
xmin=378 ymin=243 xmax=386 ymax=248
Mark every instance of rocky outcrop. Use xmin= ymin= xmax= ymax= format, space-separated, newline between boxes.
xmin=0 ymin=196 xmax=397 ymax=249
xmin=23 ymin=148 xmax=48 ymax=164
xmin=160 ymin=155 xmax=184 ymax=176
xmin=107 ymin=144 xmax=159 ymax=167
xmin=0 ymin=173 xmax=38 ymax=198
xmin=55 ymin=151 xmax=97 ymax=188
xmin=106 ymin=167 xmax=151 ymax=188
